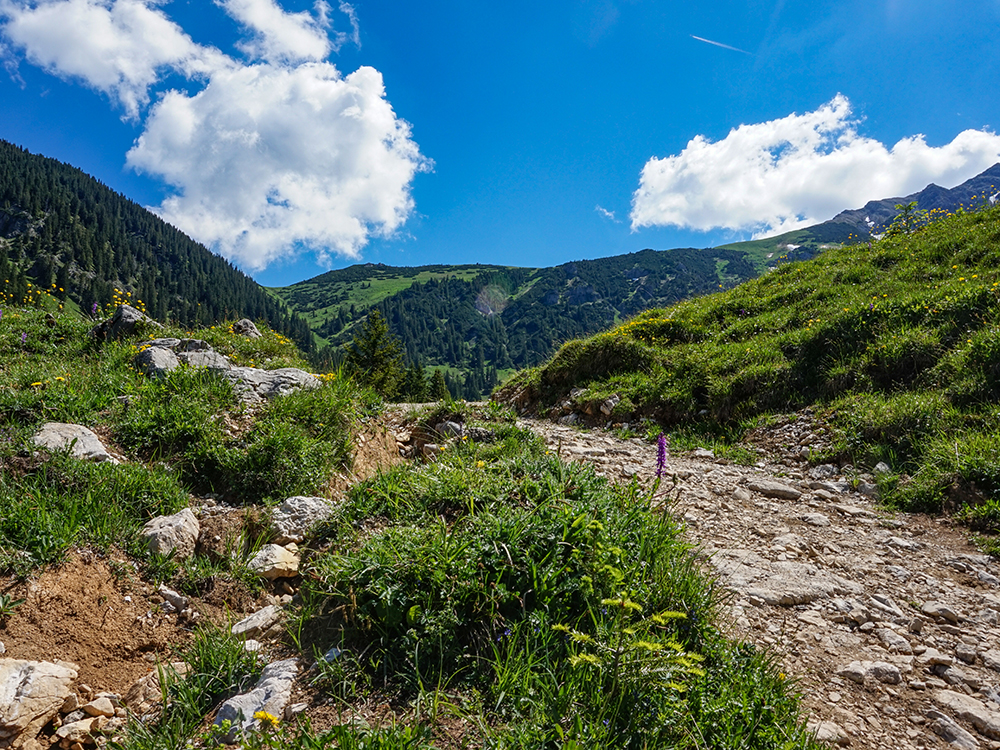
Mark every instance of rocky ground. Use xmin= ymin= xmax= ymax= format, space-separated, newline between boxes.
xmin=524 ymin=413 xmax=1000 ymax=750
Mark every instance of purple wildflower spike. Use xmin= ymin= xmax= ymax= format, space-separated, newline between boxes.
xmin=656 ymin=433 xmax=667 ymax=477
xmin=21 ymin=332 xmax=27 ymax=344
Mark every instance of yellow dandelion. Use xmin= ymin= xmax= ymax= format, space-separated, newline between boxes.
xmin=253 ymin=710 xmax=280 ymax=728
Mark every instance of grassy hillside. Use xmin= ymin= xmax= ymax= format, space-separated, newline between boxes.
xmin=717 ymin=221 xmax=858 ymax=271
xmin=0 ymin=139 xmax=313 ymax=350
xmin=501 ymin=202 xmax=1000 ymax=549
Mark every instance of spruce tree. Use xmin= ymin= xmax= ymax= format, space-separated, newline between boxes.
xmin=402 ymin=361 xmax=429 ymax=402
xmin=430 ymin=369 xmax=449 ymax=401
xmin=343 ymin=309 xmax=404 ymax=398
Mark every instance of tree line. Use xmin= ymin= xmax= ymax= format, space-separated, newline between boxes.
xmin=0 ymin=140 xmax=313 ymax=349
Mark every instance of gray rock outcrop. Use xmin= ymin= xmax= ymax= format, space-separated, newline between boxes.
xmin=31 ymin=423 xmax=118 ymax=464
xmin=134 ymin=345 xmax=180 ymax=378
xmin=271 ymin=496 xmax=336 ymax=545
xmin=223 ymin=367 xmax=321 ymax=403
xmin=213 ymin=659 xmax=298 ymax=742
xmin=711 ymin=548 xmax=862 ymax=606
xmin=91 ymin=305 xmax=163 ymax=342
xmin=232 ymin=319 xmax=262 ymax=339
xmin=177 ymin=350 xmax=232 ymax=371
xmin=248 ymin=545 xmax=300 ymax=580
xmin=232 ymin=605 xmax=283 ymax=639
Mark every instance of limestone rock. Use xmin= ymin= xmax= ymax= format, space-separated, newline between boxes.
xmin=178 ymin=350 xmax=231 ymax=371
xmin=875 ymin=627 xmax=912 ymax=653
xmin=134 ymin=346 xmax=179 ymax=377
xmin=919 ymin=648 xmax=955 ymax=667
xmin=956 ymin=642 xmax=978 ymax=664
xmin=124 ymin=663 xmax=189 ymax=715
xmin=746 ymin=479 xmax=801 ymax=500
xmin=923 ymin=601 xmax=961 ymax=624
xmin=141 ymin=508 xmax=199 ymax=559
xmin=232 ymin=606 xmax=283 ymax=639
xmin=32 ymin=423 xmax=118 ymax=464
xmin=232 ymin=319 xmax=263 ymax=339
xmin=435 ymin=421 xmax=464 ymax=439
xmin=81 ymin=696 xmax=115 ymax=718
xmin=711 ymin=548 xmax=861 ymax=606
xmin=928 ymin=709 xmax=981 ymax=750
xmin=248 ymin=545 xmax=300 ymax=580
xmin=981 ymin=649 xmax=1000 ymax=672
xmin=214 ymin=659 xmax=298 ymax=742
xmin=0 ymin=659 xmax=78 ymax=745
xmin=156 ymin=585 xmax=190 ymax=613
xmin=141 ymin=338 xmax=182 ymax=350
xmin=54 ymin=716 xmax=103 ymax=744
xmin=835 ymin=660 xmax=902 ymax=685
xmin=91 ymin=304 xmax=163 ymax=342
xmin=224 ymin=367 xmax=321 ymax=403
xmin=835 ymin=661 xmax=867 ymax=684
xmin=272 ymin=496 xmax=337 ymax=545
xmin=809 ymin=720 xmax=849 ymax=745
xmin=934 ymin=690 xmax=1000 ymax=740
xmin=802 ymin=513 xmax=830 ymax=527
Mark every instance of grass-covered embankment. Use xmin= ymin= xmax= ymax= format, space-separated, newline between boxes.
xmin=502 ymin=202 xmax=1000 ymax=544
xmin=124 ymin=410 xmax=819 ymax=748
xmin=285 ymin=408 xmax=818 ymax=747
xmin=0 ymin=297 xmax=371 ymax=575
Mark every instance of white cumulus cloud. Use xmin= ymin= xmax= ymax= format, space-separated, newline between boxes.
xmin=127 ymin=63 xmax=430 ymax=270
xmin=219 ymin=0 xmax=333 ymax=63
xmin=0 ymin=0 xmax=227 ymax=118
xmin=1 ymin=0 xmax=426 ymax=270
xmin=631 ymin=95 xmax=1000 ymax=237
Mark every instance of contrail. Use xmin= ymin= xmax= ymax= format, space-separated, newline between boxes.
xmin=691 ymin=35 xmax=752 ymax=55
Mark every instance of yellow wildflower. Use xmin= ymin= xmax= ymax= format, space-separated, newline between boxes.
xmin=253 ymin=710 xmax=280 ymax=728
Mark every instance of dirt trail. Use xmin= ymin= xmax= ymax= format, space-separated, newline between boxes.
xmin=524 ymin=416 xmax=1000 ymax=750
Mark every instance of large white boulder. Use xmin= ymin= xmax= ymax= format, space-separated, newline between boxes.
xmin=32 ymin=423 xmax=118 ymax=464
xmin=272 ymin=496 xmax=337 ymax=545
xmin=0 ymin=659 xmax=78 ymax=747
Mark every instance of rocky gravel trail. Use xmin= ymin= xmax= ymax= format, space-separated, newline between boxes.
xmin=525 ymin=416 xmax=1000 ymax=750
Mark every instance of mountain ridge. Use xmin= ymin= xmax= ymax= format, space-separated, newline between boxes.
xmin=0 ymin=139 xmax=314 ymax=349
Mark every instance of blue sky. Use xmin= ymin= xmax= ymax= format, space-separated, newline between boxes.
xmin=2 ymin=0 xmax=1000 ymax=287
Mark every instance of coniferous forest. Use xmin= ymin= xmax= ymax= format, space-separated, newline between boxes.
xmin=0 ymin=140 xmax=313 ymax=350
xmin=276 ymin=247 xmax=760 ymax=398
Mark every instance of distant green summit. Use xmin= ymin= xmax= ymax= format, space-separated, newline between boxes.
xmin=718 ymin=163 xmax=1000 ymax=268
xmin=273 ymin=165 xmax=1000 ymax=397
xmin=269 ymin=246 xmax=760 ymax=397
xmin=0 ymin=140 xmax=312 ymax=349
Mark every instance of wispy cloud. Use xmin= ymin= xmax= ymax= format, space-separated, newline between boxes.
xmin=595 ymin=205 xmax=620 ymax=223
xmin=336 ymin=1 xmax=360 ymax=49
xmin=690 ymin=35 xmax=752 ymax=55
xmin=631 ymin=94 xmax=1000 ymax=238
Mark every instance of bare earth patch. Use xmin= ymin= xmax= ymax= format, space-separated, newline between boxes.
xmin=0 ymin=551 xmax=189 ymax=697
